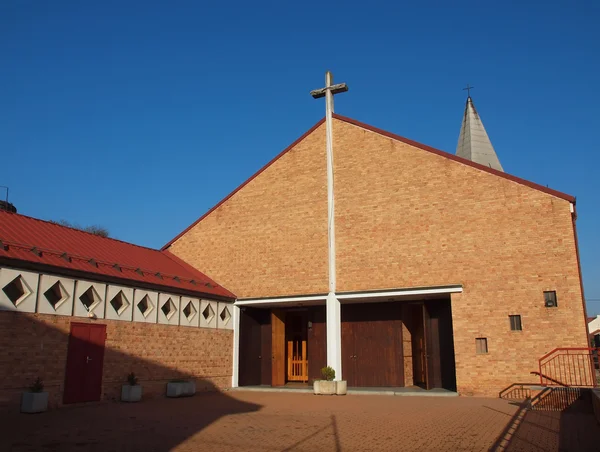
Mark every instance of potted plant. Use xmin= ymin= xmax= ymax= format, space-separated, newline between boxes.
xmin=21 ymin=377 xmax=48 ymax=413
xmin=313 ymin=367 xmax=347 ymax=395
xmin=314 ymin=366 xmax=337 ymax=395
xmin=121 ymin=372 xmax=142 ymax=402
xmin=166 ymin=379 xmax=196 ymax=398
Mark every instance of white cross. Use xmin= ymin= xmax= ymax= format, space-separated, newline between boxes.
xmin=310 ymin=71 xmax=348 ymax=294
xmin=311 ymin=71 xmax=348 ymax=380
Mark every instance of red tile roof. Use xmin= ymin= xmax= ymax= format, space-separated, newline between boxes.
xmin=162 ymin=114 xmax=576 ymax=250
xmin=0 ymin=210 xmax=235 ymax=300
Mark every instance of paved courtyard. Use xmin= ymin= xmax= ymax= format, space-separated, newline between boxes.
xmin=1 ymin=390 xmax=599 ymax=451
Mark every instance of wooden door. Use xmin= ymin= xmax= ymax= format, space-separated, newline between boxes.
xmin=260 ymin=315 xmax=272 ymax=386
xmin=271 ymin=309 xmax=286 ymax=386
xmin=307 ymin=306 xmax=327 ymax=383
xmin=424 ymin=300 xmax=457 ymax=391
xmin=423 ymin=303 xmax=442 ymax=389
xmin=341 ymin=305 xmax=358 ymax=386
xmin=239 ymin=308 xmax=263 ymax=386
xmin=63 ymin=323 xmax=106 ymax=404
xmin=341 ymin=303 xmax=404 ymax=387
xmin=408 ymin=304 xmax=426 ymax=386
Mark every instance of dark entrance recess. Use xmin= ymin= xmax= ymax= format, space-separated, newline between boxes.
xmin=341 ymin=302 xmax=404 ymax=387
xmin=238 ymin=306 xmax=327 ymax=387
xmin=424 ymin=299 xmax=457 ymax=391
xmin=285 ymin=310 xmax=309 ymax=382
xmin=238 ymin=307 xmax=271 ymax=386
xmin=63 ymin=322 xmax=107 ymax=404
xmin=404 ymin=299 xmax=457 ymax=391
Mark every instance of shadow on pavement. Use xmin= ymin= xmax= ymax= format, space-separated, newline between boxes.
xmin=0 ymin=312 xmax=261 ymax=451
xmin=489 ymin=389 xmax=600 ymax=452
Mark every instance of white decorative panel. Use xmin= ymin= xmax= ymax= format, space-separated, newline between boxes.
xmin=105 ymin=284 xmax=134 ymax=321
xmin=0 ymin=267 xmax=38 ymax=313
xmin=74 ymin=280 xmax=106 ymax=319
xmin=37 ymin=274 xmax=75 ymax=316
xmin=132 ymin=289 xmax=158 ymax=324
xmin=179 ymin=297 xmax=200 ymax=327
xmin=199 ymin=299 xmax=217 ymax=329
xmin=217 ymin=302 xmax=233 ymax=330
xmin=158 ymin=293 xmax=180 ymax=326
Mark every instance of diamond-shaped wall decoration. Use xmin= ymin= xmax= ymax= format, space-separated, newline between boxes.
xmin=202 ymin=304 xmax=215 ymax=323
xmin=109 ymin=290 xmax=130 ymax=316
xmin=161 ymin=297 xmax=177 ymax=320
xmin=183 ymin=301 xmax=197 ymax=321
xmin=44 ymin=281 xmax=69 ymax=310
xmin=79 ymin=285 xmax=101 ymax=313
xmin=2 ymin=275 xmax=32 ymax=307
xmin=219 ymin=306 xmax=231 ymax=326
xmin=137 ymin=295 xmax=154 ymax=318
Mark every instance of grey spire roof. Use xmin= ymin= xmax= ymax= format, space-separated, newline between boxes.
xmin=456 ymin=96 xmax=503 ymax=172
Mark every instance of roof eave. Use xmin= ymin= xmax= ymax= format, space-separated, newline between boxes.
xmin=333 ymin=114 xmax=575 ymax=204
xmin=0 ymin=256 xmax=236 ymax=302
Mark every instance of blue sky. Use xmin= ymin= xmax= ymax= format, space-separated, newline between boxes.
xmin=2 ymin=1 xmax=599 ymax=313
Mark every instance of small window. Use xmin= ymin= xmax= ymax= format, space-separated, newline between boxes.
xmin=509 ymin=315 xmax=522 ymax=331
xmin=544 ymin=291 xmax=558 ymax=308
xmin=476 ymin=338 xmax=488 ymax=354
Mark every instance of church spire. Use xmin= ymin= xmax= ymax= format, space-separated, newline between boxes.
xmin=456 ymin=92 xmax=504 ymax=172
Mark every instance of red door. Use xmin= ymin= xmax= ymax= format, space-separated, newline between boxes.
xmin=63 ymin=323 xmax=106 ymax=404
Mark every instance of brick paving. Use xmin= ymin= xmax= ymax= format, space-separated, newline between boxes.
xmin=1 ymin=391 xmax=598 ymax=451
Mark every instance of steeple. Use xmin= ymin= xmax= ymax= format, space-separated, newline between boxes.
xmin=456 ymin=94 xmax=504 ymax=172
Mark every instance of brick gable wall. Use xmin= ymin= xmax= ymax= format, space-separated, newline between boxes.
xmin=168 ymin=118 xmax=587 ymax=396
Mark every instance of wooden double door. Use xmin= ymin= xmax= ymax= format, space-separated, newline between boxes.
xmin=341 ymin=303 xmax=404 ymax=387
xmin=238 ymin=307 xmax=327 ymax=387
xmin=63 ymin=323 xmax=107 ymax=404
xmin=341 ymin=300 xmax=456 ymax=390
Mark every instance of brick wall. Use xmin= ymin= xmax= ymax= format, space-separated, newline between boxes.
xmin=168 ymin=117 xmax=588 ymax=396
xmin=168 ymin=123 xmax=329 ymax=299
xmin=332 ymin=120 xmax=588 ymax=396
xmin=0 ymin=311 xmax=232 ymax=411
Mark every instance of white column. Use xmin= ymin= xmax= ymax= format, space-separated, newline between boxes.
xmin=231 ymin=304 xmax=240 ymax=388
xmin=324 ymin=71 xmax=342 ymax=380
xmin=326 ymin=293 xmax=342 ymax=380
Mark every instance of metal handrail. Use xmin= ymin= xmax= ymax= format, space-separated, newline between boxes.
xmin=537 ymin=347 xmax=599 ymax=388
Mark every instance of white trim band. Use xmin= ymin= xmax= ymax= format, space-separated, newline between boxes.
xmin=336 ymin=285 xmax=463 ymax=301
xmin=235 ymin=285 xmax=463 ymax=307
xmin=235 ymin=294 xmax=327 ymax=306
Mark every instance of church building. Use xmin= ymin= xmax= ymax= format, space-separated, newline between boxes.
xmin=163 ymin=87 xmax=589 ymax=397
xmin=0 ymin=81 xmax=590 ymax=408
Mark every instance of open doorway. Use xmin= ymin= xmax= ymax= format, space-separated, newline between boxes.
xmin=238 ymin=306 xmax=326 ymax=387
xmin=406 ymin=299 xmax=457 ymax=391
xmin=285 ymin=310 xmax=309 ymax=383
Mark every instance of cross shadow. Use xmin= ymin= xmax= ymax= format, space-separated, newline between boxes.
xmin=0 ymin=312 xmax=262 ymax=451
xmin=280 ymin=414 xmax=342 ymax=452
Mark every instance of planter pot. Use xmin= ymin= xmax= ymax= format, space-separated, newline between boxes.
xmin=167 ymin=381 xmax=195 ymax=398
xmin=313 ymin=380 xmax=321 ymax=395
xmin=121 ymin=385 xmax=142 ymax=402
xmin=183 ymin=381 xmax=196 ymax=396
xmin=167 ymin=382 xmax=184 ymax=398
xmin=336 ymin=380 xmax=347 ymax=395
xmin=21 ymin=392 xmax=48 ymax=413
xmin=318 ymin=381 xmax=337 ymax=395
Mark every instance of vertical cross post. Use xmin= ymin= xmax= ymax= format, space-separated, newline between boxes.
xmin=311 ymin=72 xmax=348 ymax=381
